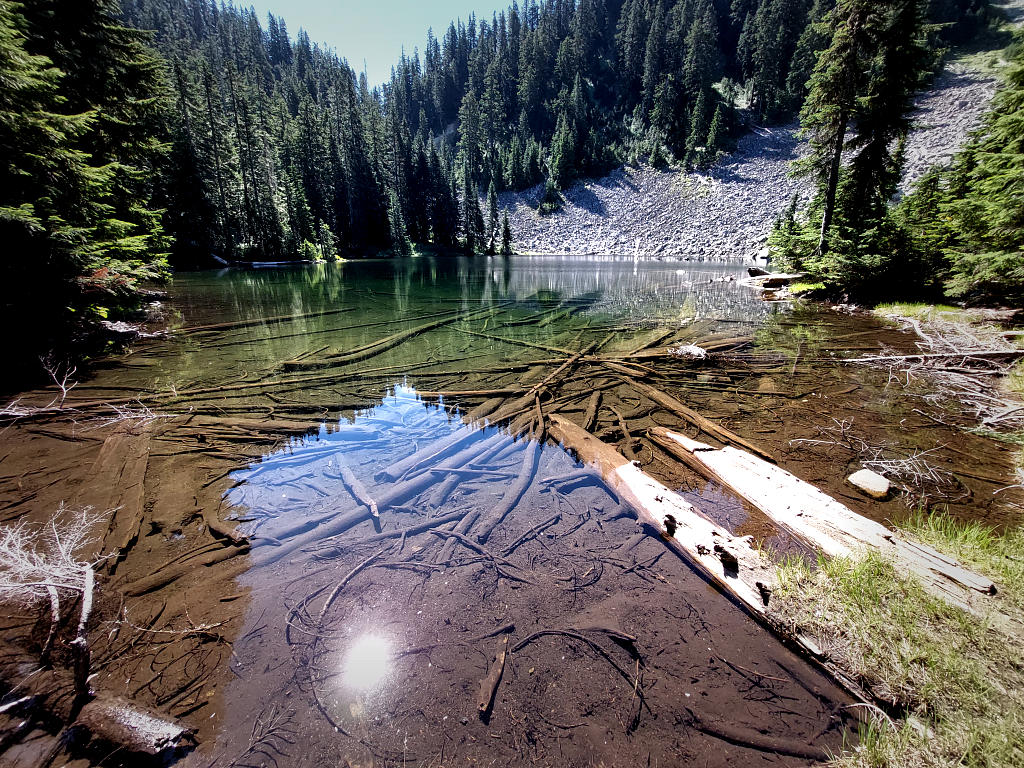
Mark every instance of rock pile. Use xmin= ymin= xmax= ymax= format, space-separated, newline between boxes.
xmin=501 ymin=125 xmax=809 ymax=261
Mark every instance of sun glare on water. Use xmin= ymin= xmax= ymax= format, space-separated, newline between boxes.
xmin=341 ymin=634 xmax=393 ymax=693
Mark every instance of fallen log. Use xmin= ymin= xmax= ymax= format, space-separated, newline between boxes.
xmin=282 ymin=305 xmax=503 ymax=371
xmin=257 ymin=432 xmax=508 ymax=566
xmin=73 ymin=423 xmax=152 ymax=574
xmin=625 ymin=379 xmax=774 ymax=462
xmin=684 ymin=706 xmax=828 ymax=761
xmin=547 ymin=415 xmax=775 ymax=613
xmin=545 ymin=415 xmax=870 ymax=702
xmin=177 ymin=307 xmax=355 ymax=334
xmin=122 ymin=544 xmax=250 ymax=596
xmin=848 ymin=350 xmax=1024 ymax=364
xmin=477 ymin=635 xmax=509 ymax=722
xmin=376 ymin=425 xmax=486 ymax=482
xmin=472 ymin=436 xmax=541 ymax=543
xmin=582 ymin=391 xmax=602 ymax=432
xmin=0 ymin=642 xmax=194 ymax=757
xmin=329 ymin=464 xmax=380 ymax=530
xmin=648 ymin=428 xmax=997 ymax=615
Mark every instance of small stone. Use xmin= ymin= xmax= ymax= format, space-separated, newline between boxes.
xmin=847 ymin=469 xmax=891 ymax=499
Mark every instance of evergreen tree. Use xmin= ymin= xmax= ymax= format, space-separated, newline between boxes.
xmin=2 ymin=0 xmax=169 ymax=371
xmin=935 ymin=37 xmax=1024 ymax=301
xmin=705 ymin=102 xmax=727 ymax=163
xmin=486 ymin=180 xmax=500 ymax=253
xmin=549 ymin=110 xmax=577 ymax=188
xmin=783 ymin=0 xmax=934 ymax=297
xmin=501 ymin=210 xmax=513 ymax=255
xmin=684 ymin=88 xmax=711 ymax=168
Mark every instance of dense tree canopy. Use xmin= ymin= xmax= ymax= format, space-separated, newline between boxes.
xmin=0 ymin=0 xmax=168 ymax=370
xmin=901 ymin=34 xmax=1024 ymax=303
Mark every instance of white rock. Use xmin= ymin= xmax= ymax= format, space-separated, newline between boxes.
xmin=847 ymin=469 xmax=891 ymax=500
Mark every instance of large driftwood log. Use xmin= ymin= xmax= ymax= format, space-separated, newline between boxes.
xmin=545 ymin=416 xmax=870 ymax=702
xmin=648 ymin=428 xmax=997 ymax=615
xmin=546 ymin=415 xmax=776 ymax=615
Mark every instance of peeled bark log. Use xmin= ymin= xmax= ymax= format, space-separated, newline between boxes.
xmin=545 ymin=415 xmax=870 ymax=703
xmin=546 ymin=415 xmax=776 ymax=616
xmin=649 ymin=428 xmax=997 ymax=616
xmin=0 ymin=642 xmax=194 ymax=757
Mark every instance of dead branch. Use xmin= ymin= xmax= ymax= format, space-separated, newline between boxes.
xmin=477 ymin=635 xmax=508 ymax=722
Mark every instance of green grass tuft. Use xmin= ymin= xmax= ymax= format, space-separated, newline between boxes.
xmin=872 ymin=302 xmax=967 ymax=322
xmin=774 ymin=513 xmax=1024 ymax=768
xmin=789 ymin=281 xmax=826 ymax=294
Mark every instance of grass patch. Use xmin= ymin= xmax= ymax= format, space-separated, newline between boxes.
xmin=789 ymin=281 xmax=826 ymax=294
xmin=872 ymin=302 xmax=967 ymax=322
xmin=774 ymin=514 xmax=1024 ymax=768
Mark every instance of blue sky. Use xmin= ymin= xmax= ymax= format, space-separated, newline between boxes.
xmin=241 ymin=0 xmax=510 ymax=85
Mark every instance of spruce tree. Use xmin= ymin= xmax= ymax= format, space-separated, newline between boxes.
xmin=787 ymin=0 xmax=933 ymax=295
xmin=501 ymin=211 xmax=513 ymax=255
xmin=487 ymin=180 xmax=500 ymax=253
xmin=684 ymin=89 xmax=711 ymax=168
xmin=939 ymin=38 xmax=1024 ymax=301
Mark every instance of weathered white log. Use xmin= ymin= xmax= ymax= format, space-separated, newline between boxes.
xmin=649 ymin=427 xmax=997 ymax=615
xmin=545 ymin=415 xmax=871 ymax=703
xmin=547 ymin=415 xmax=776 ymax=615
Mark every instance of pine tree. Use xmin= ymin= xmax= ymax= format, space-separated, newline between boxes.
xmin=486 ymin=180 xmax=500 ymax=253
xmin=501 ymin=211 xmax=513 ymax=255
xmin=938 ymin=39 xmax=1024 ymax=301
xmin=2 ymin=0 xmax=170 ymax=370
xmin=549 ymin=110 xmax=577 ymax=189
xmin=794 ymin=0 xmax=871 ymax=254
xmin=786 ymin=0 xmax=831 ymax=107
xmin=0 ymin=0 xmax=97 ymax=355
xmin=684 ymin=89 xmax=711 ymax=168
xmin=704 ymin=102 xmax=727 ymax=164
xmin=682 ymin=1 xmax=722 ymax=101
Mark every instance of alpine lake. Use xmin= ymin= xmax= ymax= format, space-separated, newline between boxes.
xmin=1 ymin=255 xmax=1020 ymax=767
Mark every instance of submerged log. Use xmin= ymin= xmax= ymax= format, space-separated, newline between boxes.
xmin=282 ymin=305 xmax=503 ymax=371
xmin=257 ymin=431 xmax=508 ymax=566
xmin=0 ymin=642 xmax=194 ymax=757
xmin=626 ymin=380 xmax=774 ymax=462
xmin=472 ymin=435 xmax=541 ymax=543
xmin=545 ymin=415 xmax=871 ymax=702
xmin=73 ymin=424 xmax=152 ymax=573
xmin=177 ymin=307 xmax=355 ymax=334
xmin=649 ymin=428 xmax=997 ymax=615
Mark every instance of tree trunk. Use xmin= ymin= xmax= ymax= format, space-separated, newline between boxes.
xmin=817 ymin=111 xmax=847 ymax=255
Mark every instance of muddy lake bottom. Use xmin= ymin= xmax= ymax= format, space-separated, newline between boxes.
xmin=1 ymin=256 xmax=1020 ymax=767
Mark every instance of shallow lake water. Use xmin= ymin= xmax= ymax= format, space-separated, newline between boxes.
xmin=1 ymin=256 xmax=1019 ymax=766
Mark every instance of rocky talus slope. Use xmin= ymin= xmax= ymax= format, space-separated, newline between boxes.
xmin=504 ymin=4 xmax=1022 ymax=259
xmin=501 ymin=125 xmax=805 ymax=260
